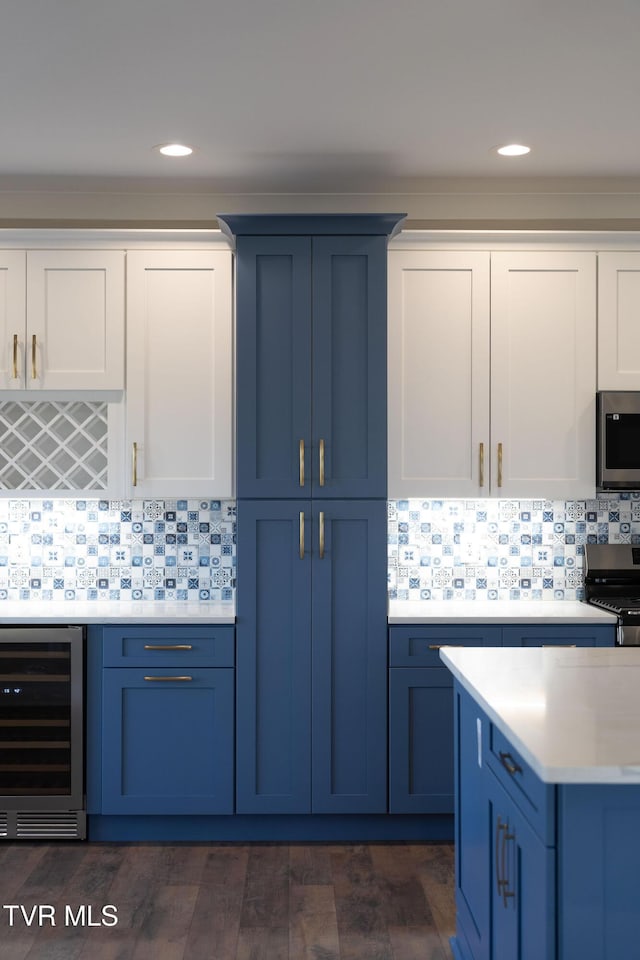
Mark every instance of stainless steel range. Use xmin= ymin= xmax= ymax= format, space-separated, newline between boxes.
xmin=584 ymin=543 xmax=640 ymax=645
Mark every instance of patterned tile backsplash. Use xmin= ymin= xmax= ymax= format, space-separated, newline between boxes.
xmin=2 ymin=493 xmax=637 ymax=603
xmin=388 ymin=495 xmax=640 ymax=602
xmin=0 ymin=499 xmax=236 ymax=602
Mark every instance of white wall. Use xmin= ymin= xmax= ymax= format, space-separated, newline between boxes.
xmin=4 ymin=177 xmax=640 ymax=228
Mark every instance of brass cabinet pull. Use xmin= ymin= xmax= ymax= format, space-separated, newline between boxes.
xmin=428 ymin=644 xmax=443 ymax=650
xmin=497 ymin=442 xmax=503 ymax=487
xmin=319 ymin=511 xmax=325 ymax=559
xmin=299 ymin=511 xmax=305 ymax=560
xmin=31 ymin=334 xmax=37 ymax=380
xmin=299 ymin=439 xmax=305 ymax=487
xmin=12 ymin=334 xmax=18 ymax=380
xmin=479 ymin=442 xmax=485 ymax=487
xmin=499 ymin=751 xmax=523 ymax=777
xmin=319 ymin=438 xmax=325 ymax=487
xmin=132 ymin=442 xmax=138 ymax=487
xmin=496 ymin=816 xmax=506 ymax=894
xmin=143 ymin=676 xmax=193 ymax=682
xmin=501 ymin=826 xmax=516 ymax=906
xmin=144 ymin=645 xmax=193 ymax=651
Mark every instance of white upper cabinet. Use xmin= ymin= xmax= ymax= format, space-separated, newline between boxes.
xmin=388 ymin=250 xmax=490 ymax=497
xmin=490 ymin=252 xmax=596 ymax=499
xmin=125 ymin=249 xmax=233 ymax=498
xmin=597 ymin=252 xmax=640 ymax=389
xmin=0 ymin=250 xmax=124 ymax=391
xmin=388 ymin=248 xmax=597 ymax=499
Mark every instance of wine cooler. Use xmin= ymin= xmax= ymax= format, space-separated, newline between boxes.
xmin=0 ymin=626 xmax=85 ymax=839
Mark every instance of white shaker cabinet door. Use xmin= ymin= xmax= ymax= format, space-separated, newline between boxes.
xmin=126 ymin=249 xmax=233 ymax=498
xmin=388 ymin=250 xmax=490 ymax=497
xmin=26 ymin=250 xmax=125 ymax=390
xmin=0 ymin=251 xmax=27 ymax=390
xmin=490 ymin=251 xmax=596 ymax=499
xmin=597 ymin=252 xmax=640 ymax=390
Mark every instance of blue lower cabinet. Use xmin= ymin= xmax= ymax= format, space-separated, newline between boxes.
xmin=488 ymin=770 xmax=555 ymax=960
xmin=101 ymin=668 xmax=234 ymax=815
xmin=388 ymin=626 xmax=501 ymax=815
xmin=389 ymin=668 xmax=456 ymax=814
xmin=454 ymin=687 xmax=491 ymax=960
xmin=502 ymin=624 xmax=615 ymax=647
xmin=236 ymin=499 xmax=387 ymax=814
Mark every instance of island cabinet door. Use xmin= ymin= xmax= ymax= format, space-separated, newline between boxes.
xmin=454 ymin=686 xmax=491 ymax=960
xmin=488 ymin=770 xmax=556 ymax=960
xmin=557 ymin=783 xmax=640 ymax=960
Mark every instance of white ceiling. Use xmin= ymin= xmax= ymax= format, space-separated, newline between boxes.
xmin=3 ymin=0 xmax=640 ymax=194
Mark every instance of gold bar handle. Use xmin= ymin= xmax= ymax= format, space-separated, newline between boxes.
xmin=299 ymin=439 xmax=305 ymax=487
xmin=502 ymin=827 xmax=516 ymax=906
xmin=497 ymin=442 xmax=503 ymax=488
xmin=496 ymin=816 xmax=506 ymax=894
xmin=132 ymin=442 xmax=138 ymax=487
xmin=12 ymin=334 xmax=18 ymax=380
xmin=144 ymin=645 xmax=193 ymax=651
xmin=319 ymin=438 xmax=325 ymax=487
xmin=319 ymin=511 xmax=325 ymax=559
xmin=479 ymin=442 xmax=485 ymax=487
xmin=299 ymin=511 xmax=305 ymax=560
xmin=143 ymin=676 xmax=193 ymax=682
xmin=31 ymin=334 xmax=37 ymax=380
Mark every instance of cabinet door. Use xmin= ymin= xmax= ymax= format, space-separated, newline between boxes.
xmin=489 ymin=771 xmax=555 ymax=960
xmin=455 ymin=686 xmax=491 ymax=960
xmin=312 ymin=236 xmax=388 ymax=498
xmin=311 ymin=499 xmax=387 ymax=813
xmin=101 ymin=667 xmax=234 ymax=815
xmin=236 ymin=237 xmax=312 ymax=498
xmin=126 ymin=249 xmax=232 ymax=497
xmin=598 ymin=252 xmax=640 ymax=390
xmin=389 ymin=667 xmax=456 ymax=813
xmin=0 ymin=251 xmax=26 ymax=390
xmin=26 ymin=250 xmax=124 ymax=390
xmin=490 ymin=252 xmax=596 ymax=499
xmin=236 ymin=500 xmax=312 ymax=813
xmin=387 ymin=250 xmax=491 ymax=497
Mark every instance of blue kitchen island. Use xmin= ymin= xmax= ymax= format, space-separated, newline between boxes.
xmin=441 ymin=645 xmax=640 ymax=960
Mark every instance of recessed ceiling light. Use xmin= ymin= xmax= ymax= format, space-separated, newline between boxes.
xmin=156 ymin=143 xmax=194 ymax=157
xmin=496 ymin=143 xmax=531 ymax=157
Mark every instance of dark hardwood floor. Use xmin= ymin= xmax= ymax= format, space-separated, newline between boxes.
xmin=0 ymin=842 xmax=455 ymax=960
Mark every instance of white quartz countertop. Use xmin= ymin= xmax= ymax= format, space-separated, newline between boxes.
xmin=441 ymin=645 xmax=640 ymax=784
xmin=388 ymin=599 xmax=617 ymax=624
xmin=0 ymin=601 xmax=235 ymax=624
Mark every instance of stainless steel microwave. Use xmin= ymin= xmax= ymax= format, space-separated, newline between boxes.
xmin=597 ymin=391 xmax=640 ymax=490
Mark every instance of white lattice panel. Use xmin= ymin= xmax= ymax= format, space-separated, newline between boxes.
xmin=0 ymin=401 xmax=108 ymax=491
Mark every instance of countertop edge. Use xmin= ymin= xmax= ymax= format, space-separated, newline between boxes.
xmin=440 ymin=647 xmax=640 ymax=785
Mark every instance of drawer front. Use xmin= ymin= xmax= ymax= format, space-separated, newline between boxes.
xmin=501 ymin=624 xmax=616 ymax=647
xmin=486 ymin=722 xmax=555 ymax=845
xmin=389 ymin=625 xmax=501 ymax=667
xmin=102 ymin=625 xmax=235 ymax=667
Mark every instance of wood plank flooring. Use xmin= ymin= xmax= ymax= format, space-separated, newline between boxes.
xmin=0 ymin=842 xmax=455 ymax=960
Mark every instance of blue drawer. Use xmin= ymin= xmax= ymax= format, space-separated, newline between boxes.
xmin=102 ymin=625 xmax=235 ymax=667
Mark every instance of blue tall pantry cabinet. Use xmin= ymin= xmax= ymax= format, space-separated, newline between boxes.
xmin=219 ymin=214 xmax=405 ymax=819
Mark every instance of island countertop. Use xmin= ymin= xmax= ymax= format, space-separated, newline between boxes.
xmin=440 ymin=645 xmax=640 ymax=784
xmin=388 ymin=599 xmax=617 ymax=624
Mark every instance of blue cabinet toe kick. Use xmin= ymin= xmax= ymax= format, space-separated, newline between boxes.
xmin=87 ymin=814 xmax=454 ymax=843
